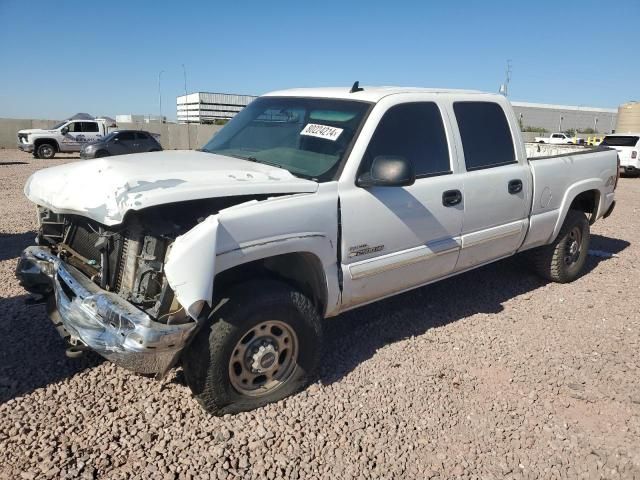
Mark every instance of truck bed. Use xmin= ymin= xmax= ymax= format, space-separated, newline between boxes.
xmin=519 ymin=146 xmax=617 ymax=251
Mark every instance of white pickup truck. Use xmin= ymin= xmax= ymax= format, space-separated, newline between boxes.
xmin=600 ymin=133 xmax=640 ymax=176
xmin=534 ymin=132 xmax=575 ymax=144
xmin=16 ymin=86 xmax=618 ymax=415
xmin=18 ymin=117 xmax=113 ymax=159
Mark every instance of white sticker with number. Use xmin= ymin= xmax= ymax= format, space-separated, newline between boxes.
xmin=300 ymin=123 xmax=343 ymax=141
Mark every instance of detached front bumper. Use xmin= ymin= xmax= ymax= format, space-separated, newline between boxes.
xmin=16 ymin=246 xmax=198 ymax=376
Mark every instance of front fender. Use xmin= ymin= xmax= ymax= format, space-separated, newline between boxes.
xmin=164 ymin=184 xmax=340 ymax=320
xmin=164 ymin=215 xmax=219 ymax=319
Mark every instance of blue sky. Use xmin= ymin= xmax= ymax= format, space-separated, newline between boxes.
xmin=0 ymin=0 xmax=638 ymax=120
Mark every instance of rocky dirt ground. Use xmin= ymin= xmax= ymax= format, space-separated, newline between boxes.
xmin=0 ymin=149 xmax=638 ymax=479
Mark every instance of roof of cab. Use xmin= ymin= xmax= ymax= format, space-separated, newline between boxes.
xmin=263 ymin=86 xmax=486 ymax=103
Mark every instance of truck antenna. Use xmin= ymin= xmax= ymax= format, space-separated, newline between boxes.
xmin=350 ymin=81 xmax=364 ymax=93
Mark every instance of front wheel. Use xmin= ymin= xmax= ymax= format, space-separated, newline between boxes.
xmin=36 ymin=143 xmax=56 ymax=159
xmin=528 ymin=209 xmax=590 ymax=283
xmin=182 ymin=280 xmax=323 ymax=415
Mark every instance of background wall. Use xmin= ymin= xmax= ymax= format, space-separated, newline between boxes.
xmin=0 ymin=118 xmax=608 ymax=151
xmin=0 ymin=118 xmax=223 ymax=150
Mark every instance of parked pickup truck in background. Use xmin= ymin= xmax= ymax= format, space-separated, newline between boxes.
xmin=600 ymin=133 xmax=640 ymax=176
xmin=534 ymin=132 xmax=575 ymax=144
xmin=17 ymin=117 xmax=115 ymax=159
xmin=16 ymin=85 xmax=618 ymax=415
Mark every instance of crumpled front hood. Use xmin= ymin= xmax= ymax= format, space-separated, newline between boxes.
xmin=24 ymin=150 xmax=319 ymax=225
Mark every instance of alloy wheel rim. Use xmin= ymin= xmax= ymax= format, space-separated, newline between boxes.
xmin=228 ymin=320 xmax=298 ymax=396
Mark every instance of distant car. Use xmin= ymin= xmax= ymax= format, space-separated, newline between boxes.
xmin=80 ymin=130 xmax=162 ymax=159
xmin=600 ymin=133 xmax=640 ymax=176
xmin=534 ymin=132 xmax=575 ymax=144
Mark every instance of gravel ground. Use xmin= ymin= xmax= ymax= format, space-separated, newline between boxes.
xmin=1 ymin=149 xmax=639 ymax=479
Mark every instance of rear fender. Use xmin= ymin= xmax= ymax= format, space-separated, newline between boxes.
xmin=551 ymin=180 xmax=603 ymax=241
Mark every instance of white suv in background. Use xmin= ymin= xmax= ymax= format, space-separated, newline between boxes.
xmin=601 ymin=133 xmax=640 ymax=176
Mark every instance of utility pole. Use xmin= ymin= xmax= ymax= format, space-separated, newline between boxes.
xmin=182 ymin=64 xmax=191 ymax=149
xmin=500 ymin=60 xmax=512 ymax=97
xmin=158 ymin=70 xmax=164 ymax=124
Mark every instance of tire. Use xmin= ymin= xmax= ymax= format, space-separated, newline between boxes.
xmin=528 ymin=209 xmax=590 ymax=283
xmin=36 ymin=143 xmax=56 ymax=159
xmin=32 ymin=151 xmax=40 ymax=159
xmin=182 ymin=279 xmax=323 ymax=415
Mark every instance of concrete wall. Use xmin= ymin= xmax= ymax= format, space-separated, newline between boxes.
xmin=512 ymin=104 xmax=617 ymax=134
xmin=0 ymin=118 xmax=223 ymax=150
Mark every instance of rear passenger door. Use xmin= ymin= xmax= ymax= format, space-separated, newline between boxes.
xmin=110 ymin=132 xmax=136 ymax=155
xmin=134 ymin=132 xmax=153 ymax=152
xmin=80 ymin=121 xmax=101 ymax=144
xmin=339 ymin=100 xmax=464 ymax=307
xmin=451 ymin=101 xmax=532 ymax=271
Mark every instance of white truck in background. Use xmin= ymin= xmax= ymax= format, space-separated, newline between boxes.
xmin=17 ymin=86 xmax=618 ymax=415
xmin=534 ymin=132 xmax=575 ymax=144
xmin=17 ymin=117 xmax=115 ymax=159
xmin=600 ymin=133 xmax=640 ymax=176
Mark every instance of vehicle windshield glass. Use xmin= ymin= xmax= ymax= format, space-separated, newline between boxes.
xmin=52 ymin=121 xmax=68 ymax=129
xmin=601 ymin=135 xmax=639 ymax=147
xmin=201 ymin=97 xmax=371 ymax=181
xmin=102 ymin=132 xmax=118 ymax=142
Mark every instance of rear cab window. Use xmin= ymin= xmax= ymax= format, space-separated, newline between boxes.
xmin=453 ymin=101 xmax=516 ymax=171
xmin=601 ymin=136 xmax=639 ymax=147
xmin=359 ymin=102 xmax=451 ymax=179
xmin=81 ymin=122 xmax=99 ymax=133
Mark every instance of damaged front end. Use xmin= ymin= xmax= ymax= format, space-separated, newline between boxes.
xmin=16 ymin=202 xmax=230 ymax=376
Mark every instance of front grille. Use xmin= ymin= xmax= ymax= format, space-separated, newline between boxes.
xmin=66 ymin=219 xmax=126 ymax=290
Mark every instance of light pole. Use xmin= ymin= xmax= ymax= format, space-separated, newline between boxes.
xmin=594 ymin=117 xmax=598 ymax=133
xmin=158 ymin=70 xmax=164 ymax=124
xmin=182 ymin=64 xmax=191 ymax=149
xmin=558 ymin=115 xmax=564 ymax=132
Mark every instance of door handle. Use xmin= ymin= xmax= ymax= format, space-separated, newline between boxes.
xmin=442 ymin=189 xmax=462 ymax=207
xmin=508 ymin=179 xmax=523 ymax=194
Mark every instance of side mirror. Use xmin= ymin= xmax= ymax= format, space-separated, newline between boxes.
xmin=61 ymin=127 xmax=69 ymax=135
xmin=357 ymin=155 xmax=415 ymax=188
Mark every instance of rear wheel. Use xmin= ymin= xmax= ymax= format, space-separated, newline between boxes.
xmin=36 ymin=143 xmax=56 ymax=159
xmin=528 ymin=209 xmax=590 ymax=283
xmin=182 ymin=279 xmax=323 ymax=415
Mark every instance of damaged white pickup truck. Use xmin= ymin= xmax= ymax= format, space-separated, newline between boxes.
xmin=17 ymin=86 xmax=618 ymax=415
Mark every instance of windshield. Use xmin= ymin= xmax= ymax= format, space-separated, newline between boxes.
xmin=101 ymin=132 xmax=118 ymax=142
xmin=601 ymin=135 xmax=639 ymax=147
xmin=202 ymin=97 xmax=371 ymax=181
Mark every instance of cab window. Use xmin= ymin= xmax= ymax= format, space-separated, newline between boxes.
xmin=360 ymin=102 xmax=451 ymax=178
xmin=81 ymin=122 xmax=99 ymax=133
xmin=453 ymin=102 xmax=516 ymax=171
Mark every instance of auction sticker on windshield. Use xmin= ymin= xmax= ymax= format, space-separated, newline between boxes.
xmin=300 ymin=123 xmax=343 ymax=141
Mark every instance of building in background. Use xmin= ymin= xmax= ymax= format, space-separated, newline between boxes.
xmin=511 ymin=102 xmax=617 ymax=134
xmin=177 ymin=92 xmax=258 ymax=124
xmin=115 ymin=114 xmax=166 ymax=124
xmin=616 ymin=101 xmax=640 ymax=133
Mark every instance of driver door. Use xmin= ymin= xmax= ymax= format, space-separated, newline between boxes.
xmin=61 ymin=121 xmax=83 ymax=151
xmin=339 ymin=100 xmax=464 ymax=308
